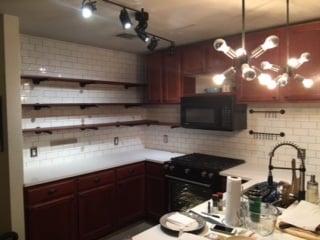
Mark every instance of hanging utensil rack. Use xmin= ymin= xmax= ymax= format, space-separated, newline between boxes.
xmin=249 ymin=109 xmax=285 ymax=118
xmin=249 ymin=130 xmax=285 ymax=140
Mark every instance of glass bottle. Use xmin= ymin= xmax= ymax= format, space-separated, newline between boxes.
xmin=306 ymin=175 xmax=319 ymax=204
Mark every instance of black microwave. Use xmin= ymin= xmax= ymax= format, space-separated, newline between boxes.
xmin=181 ymin=94 xmax=247 ymax=131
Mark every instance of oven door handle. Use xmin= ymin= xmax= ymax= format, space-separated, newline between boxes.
xmin=165 ymin=175 xmax=212 ymax=188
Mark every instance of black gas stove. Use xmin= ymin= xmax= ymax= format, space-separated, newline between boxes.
xmin=165 ymin=153 xmax=245 ymax=211
xmin=165 ymin=153 xmax=245 ymax=185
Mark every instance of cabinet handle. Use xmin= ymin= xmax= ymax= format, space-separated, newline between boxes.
xmin=94 ymin=177 xmax=101 ymax=183
xmin=48 ymin=188 xmax=57 ymax=195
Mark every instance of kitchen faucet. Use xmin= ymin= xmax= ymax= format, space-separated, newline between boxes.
xmin=268 ymin=142 xmax=306 ymax=201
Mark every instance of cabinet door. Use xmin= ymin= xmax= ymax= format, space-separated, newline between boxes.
xmin=116 ymin=175 xmax=145 ymax=226
xmin=146 ymin=175 xmax=167 ymax=221
xmin=146 ymin=52 xmax=163 ymax=104
xmin=163 ymin=51 xmax=182 ymax=103
xmin=237 ymin=29 xmax=284 ymax=102
xmin=181 ymin=43 xmax=206 ymax=75
xmin=280 ymin=22 xmax=320 ymax=101
xmin=78 ymin=184 xmax=115 ymax=240
xmin=27 ymin=195 xmax=76 ymax=240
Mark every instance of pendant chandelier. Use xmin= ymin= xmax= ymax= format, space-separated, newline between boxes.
xmin=212 ymin=0 xmax=280 ymax=88
xmin=260 ymin=0 xmax=314 ymax=89
xmin=212 ymin=0 xmax=313 ymax=90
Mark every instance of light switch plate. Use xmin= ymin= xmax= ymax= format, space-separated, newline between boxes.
xmin=30 ymin=147 xmax=38 ymax=157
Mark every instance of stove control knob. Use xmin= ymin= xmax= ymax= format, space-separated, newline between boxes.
xmin=184 ymin=168 xmax=191 ymax=174
xmin=169 ymin=165 xmax=175 ymax=171
xmin=201 ymin=171 xmax=207 ymax=178
xmin=208 ymin=173 xmax=214 ymax=179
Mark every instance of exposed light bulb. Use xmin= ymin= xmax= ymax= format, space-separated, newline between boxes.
xmin=299 ymin=52 xmax=311 ymax=64
xmin=267 ymin=80 xmax=277 ymax=90
xmin=288 ymin=58 xmax=299 ymax=68
xmin=235 ymin=48 xmax=247 ymax=57
xmin=302 ymin=78 xmax=314 ymax=88
xmin=261 ymin=35 xmax=279 ymax=50
xmin=124 ymin=23 xmax=132 ymax=29
xmin=212 ymin=74 xmax=225 ymax=85
xmin=251 ymin=35 xmax=279 ymax=59
xmin=82 ymin=6 xmax=93 ymax=18
xmin=81 ymin=0 xmax=96 ymax=19
xmin=242 ymin=64 xmax=256 ymax=81
xmin=260 ymin=61 xmax=281 ymax=72
xmin=145 ymin=36 xmax=150 ymax=42
xmin=213 ymin=39 xmax=237 ymax=59
xmin=258 ymin=73 xmax=272 ymax=86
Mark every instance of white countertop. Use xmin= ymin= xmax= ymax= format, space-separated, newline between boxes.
xmin=133 ymin=162 xmax=302 ymax=240
xmin=24 ymin=148 xmax=183 ymax=187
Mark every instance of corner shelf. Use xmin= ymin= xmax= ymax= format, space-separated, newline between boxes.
xmin=22 ymin=120 xmax=181 ymax=134
xmin=21 ymin=75 xmax=147 ymax=89
xmin=22 ymin=103 xmax=144 ymax=110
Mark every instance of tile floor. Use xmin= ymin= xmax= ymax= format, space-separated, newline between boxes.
xmin=100 ymin=221 xmax=155 ymax=240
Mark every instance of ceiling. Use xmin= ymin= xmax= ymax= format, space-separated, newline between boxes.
xmin=0 ymin=0 xmax=320 ymax=53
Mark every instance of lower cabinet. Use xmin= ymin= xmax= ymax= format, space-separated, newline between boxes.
xmin=116 ymin=163 xmax=146 ymax=226
xmin=24 ymin=162 xmax=166 ymax=240
xmin=78 ymin=170 xmax=116 ymax=240
xmin=146 ymin=162 xmax=167 ymax=221
xmin=25 ymin=180 xmax=77 ymax=240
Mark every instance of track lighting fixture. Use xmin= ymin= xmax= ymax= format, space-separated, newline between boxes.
xmin=119 ymin=8 xmax=132 ymax=29
xmin=81 ymin=1 xmax=174 ymax=51
xmin=81 ymin=0 xmax=97 ymax=19
xmin=147 ymin=37 xmax=159 ymax=51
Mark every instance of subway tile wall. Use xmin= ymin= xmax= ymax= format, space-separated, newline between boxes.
xmin=21 ymin=34 xmax=146 ymax=166
xmin=144 ymin=104 xmax=320 ymax=179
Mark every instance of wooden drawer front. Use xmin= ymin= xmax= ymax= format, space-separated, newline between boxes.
xmin=26 ymin=180 xmax=75 ymax=205
xmin=117 ymin=163 xmax=145 ymax=180
xmin=146 ymin=162 xmax=164 ymax=177
xmin=78 ymin=170 xmax=115 ymax=192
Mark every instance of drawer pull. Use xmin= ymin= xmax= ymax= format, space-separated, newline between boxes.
xmin=48 ymin=188 xmax=57 ymax=195
xmin=94 ymin=177 xmax=101 ymax=183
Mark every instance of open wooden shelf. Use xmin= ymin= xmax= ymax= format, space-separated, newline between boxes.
xmin=151 ymin=122 xmax=181 ymax=128
xmin=22 ymin=120 xmax=181 ymax=134
xmin=22 ymin=103 xmax=144 ymax=110
xmin=21 ymin=75 xmax=147 ymax=89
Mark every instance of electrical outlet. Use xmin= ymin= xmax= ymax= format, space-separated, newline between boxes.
xmin=114 ymin=137 xmax=119 ymax=146
xmin=30 ymin=147 xmax=38 ymax=158
xmin=163 ymin=135 xmax=168 ymax=144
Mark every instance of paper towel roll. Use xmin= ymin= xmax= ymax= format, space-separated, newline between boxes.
xmin=225 ymin=176 xmax=242 ymax=226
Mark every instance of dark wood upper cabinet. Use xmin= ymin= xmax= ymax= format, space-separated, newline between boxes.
xmin=163 ymin=51 xmax=182 ymax=103
xmin=146 ymin=52 xmax=163 ymax=104
xmin=237 ymin=28 xmax=285 ymax=102
xmin=181 ymin=43 xmax=206 ymax=75
xmin=280 ymin=22 xmax=320 ymax=101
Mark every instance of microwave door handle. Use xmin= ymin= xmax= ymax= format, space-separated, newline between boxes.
xmin=165 ymin=175 xmax=212 ymax=188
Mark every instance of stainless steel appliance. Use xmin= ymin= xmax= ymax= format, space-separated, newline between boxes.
xmin=181 ymin=94 xmax=247 ymax=131
xmin=165 ymin=153 xmax=245 ymax=211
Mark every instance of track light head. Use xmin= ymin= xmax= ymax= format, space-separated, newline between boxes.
xmin=147 ymin=37 xmax=159 ymax=51
xmin=135 ymin=29 xmax=150 ymax=43
xmin=81 ymin=0 xmax=97 ymax=19
xmin=119 ymin=8 xmax=132 ymax=30
xmin=135 ymin=8 xmax=149 ymax=32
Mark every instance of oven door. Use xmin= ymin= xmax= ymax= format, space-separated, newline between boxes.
xmin=166 ymin=175 xmax=213 ymax=212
